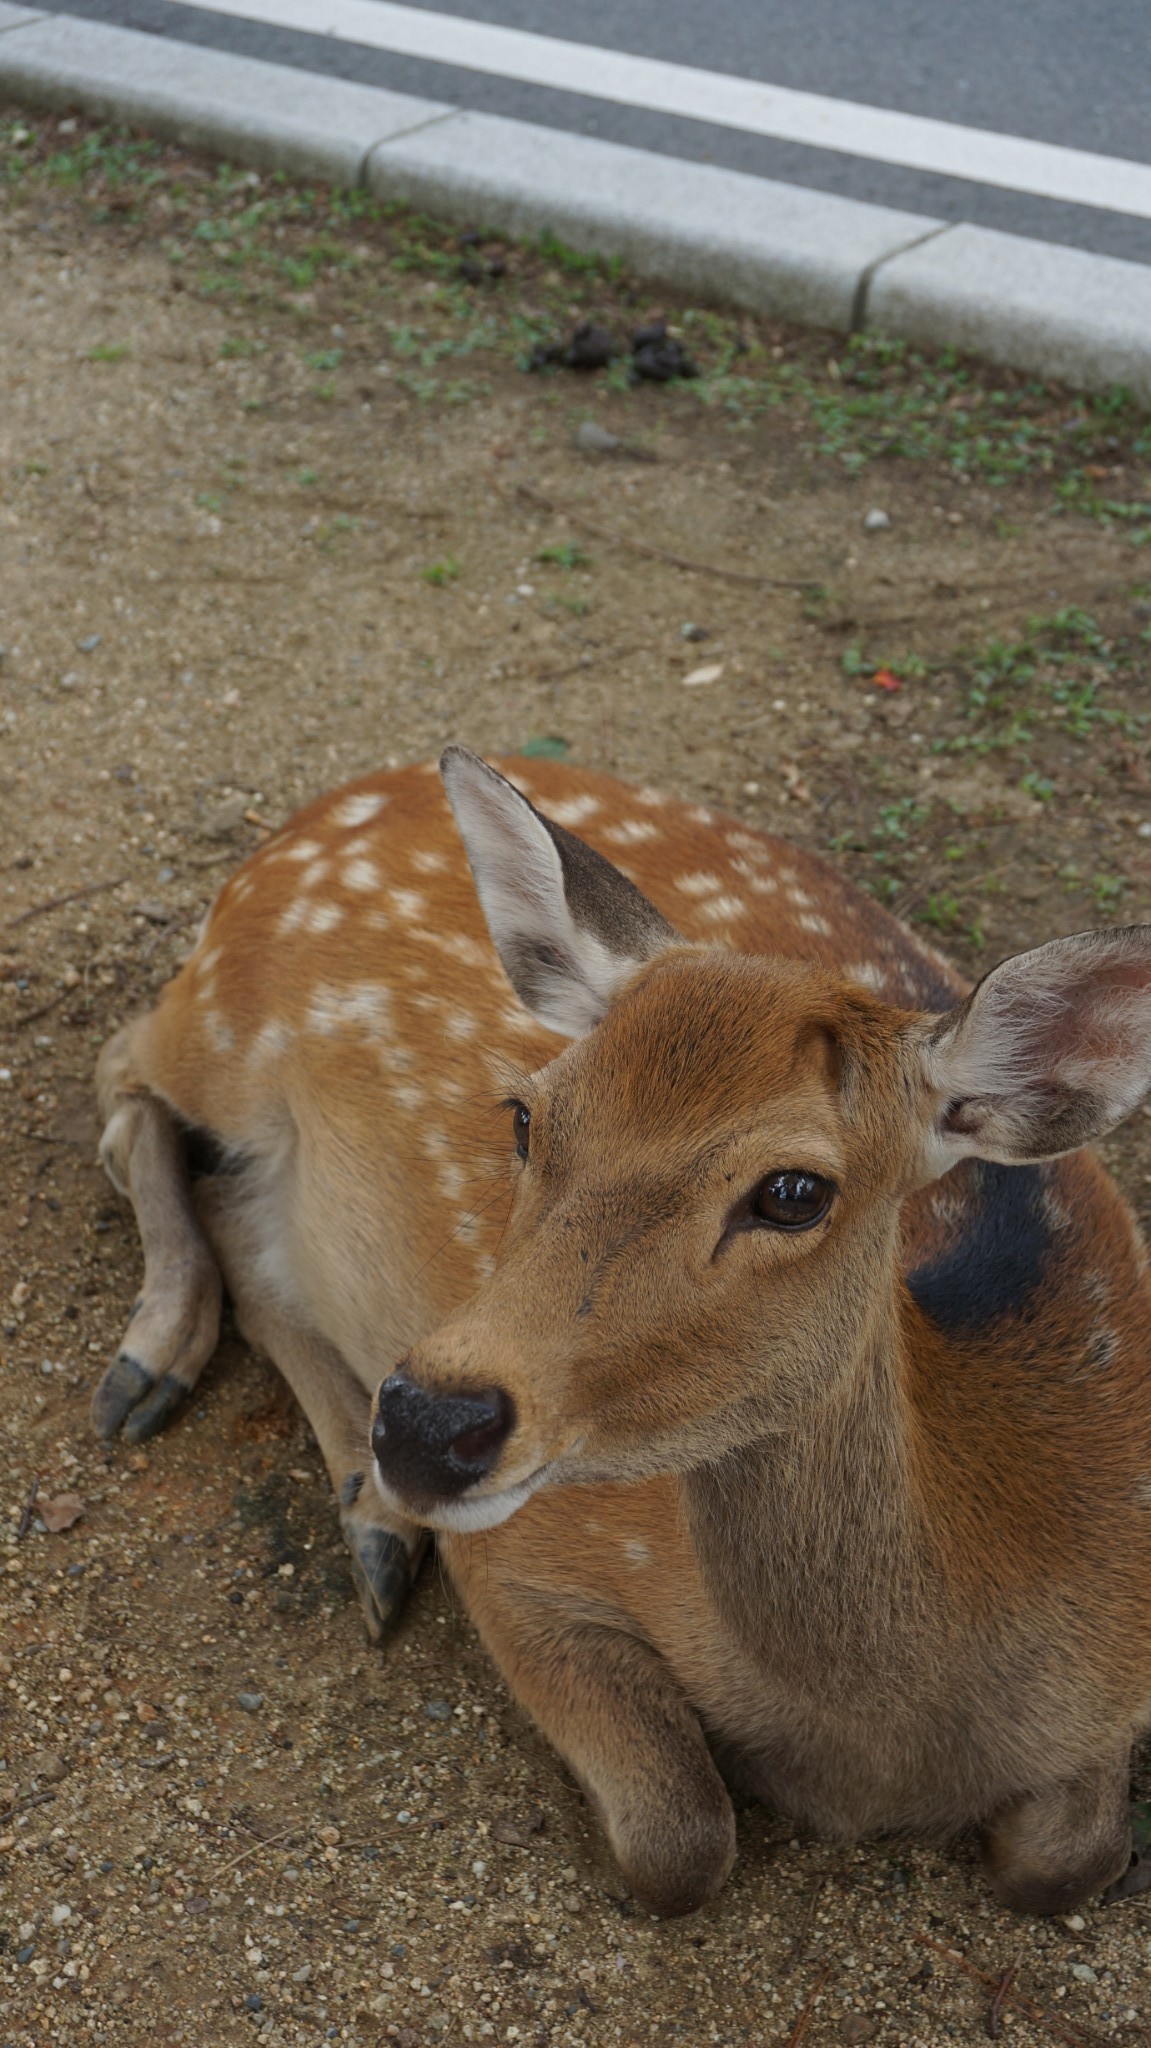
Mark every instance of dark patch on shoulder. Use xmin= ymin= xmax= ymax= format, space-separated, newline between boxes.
xmin=180 ymin=1120 xmax=245 ymax=1180
xmin=907 ymin=1161 xmax=1052 ymax=1335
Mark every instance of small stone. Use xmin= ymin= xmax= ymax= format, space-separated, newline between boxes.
xmin=424 ymin=1699 xmax=453 ymax=1721
xmin=1063 ymin=1913 xmax=1086 ymax=1931
xmin=16 ymin=1944 xmax=35 ymax=1966
xmin=317 ymin=1825 xmax=340 ymax=1847
xmin=134 ymin=901 xmax=171 ymax=924
xmin=245 ymin=1993 xmax=263 ymax=2012
xmin=78 ymin=634 xmax=102 ymax=653
xmin=682 ymin=663 xmax=724 ymax=688
xmin=1136 ymin=822 xmax=1151 ymax=839
xmin=292 ymin=1962 xmax=312 ymax=1983
xmin=1069 ymin=1963 xmax=1098 ymax=1985
xmin=575 ymin=420 xmax=621 ymax=455
xmin=680 ymin=622 xmax=709 ymax=642
xmin=842 ymin=2021 xmax=879 ymax=2045
xmin=27 ymin=1749 xmax=67 ymax=1784
xmin=863 ymin=508 xmax=890 ymax=532
xmin=50 ymin=1904 xmax=72 ymax=1925
xmin=58 ymin=670 xmax=81 ymax=691
xmin=236 ymin=1692 xmax=263 ymax=1713
xmin=10 ymin=1281 xmax=30 ymax=1306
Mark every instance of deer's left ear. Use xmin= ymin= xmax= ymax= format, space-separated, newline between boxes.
xmin=441 ymin=748 xmax=680 ymax=1037
xmin=911 ymin=925 xmax=1151 ymax=1176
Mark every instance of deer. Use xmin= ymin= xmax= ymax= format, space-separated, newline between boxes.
xmin=92 ymin=746 xmax=1151 ymax=1920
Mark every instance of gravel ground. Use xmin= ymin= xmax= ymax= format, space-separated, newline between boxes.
xmin=2 ymin=109 xmax=1151 ymax=2048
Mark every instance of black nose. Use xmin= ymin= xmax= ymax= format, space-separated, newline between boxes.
xmin=372 ymin=1373 xmax=516 ymax=1503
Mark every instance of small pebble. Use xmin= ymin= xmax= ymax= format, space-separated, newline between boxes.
xmin=863 ymin=508 xmax=890 ymax=532
xmin=58 ymin=670 xmax=81 ymax=690
xmin=424 ymin=1699 xmax=453 ymax=1721
xmin=245 ymin=1993 xmax=263 ymax=2012
xmin=78 ymin=634 xmax=102 ymax=652
xmin=50 ymin=1904 xmax=71 ymax=1925
xmin=680 ymin=622 xmax=709 ymax=642
xmin=236 ymin=1692 xmax=264 ymax=1713
xmin=16 ymin=1944 xmax=35 ymax=1966
xmin=1136 ymin=822 xmax=1151 ymax=838
xmin=575 ymin=420 xmax=621 ymax=454
xmin=682 ymin=663 xmax=724 ymax=688
xmin=1063 ymin=1913 xmax=1086 ymax=1931
xmin=1069 ymin=1963 xmax=1098 ymax=1985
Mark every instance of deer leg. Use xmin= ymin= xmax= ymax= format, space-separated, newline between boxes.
xmin=982 ymin=1757 xmax=1133 ymax=1914
xmin=92 ymin=1026 xmax=223 ymax=1443
xmin=461 ymin=1596 xmax=735 ymax=1915
xmin=194 ymin=1177 xmax=425 ymax=1642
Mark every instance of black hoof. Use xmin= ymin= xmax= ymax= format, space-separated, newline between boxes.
xmin=91 ymin=1352 xmax=152 ymax=1437
xmin=91 ymin=1352 xmax=190 ymax=1442
xmin=341 ymin=1521 xmax=418 ymax=1644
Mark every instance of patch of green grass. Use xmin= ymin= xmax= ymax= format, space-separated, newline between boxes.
xmin=536 ymin=543 xmax=591 ymax=570
xmin=88 ymin=341 xmax=129 ymax=362
xmin=296 ymin=467 xmax=321 ymax=487
xmin=305 ymin=347 xmax=343 ymax=372
xmin=943 ymin=606 xmax=1143 ymax=756
xmin=422 ymin=555 xmax=461 ymax=587
xmin=219 ymin=335 xmax=263 ymax=358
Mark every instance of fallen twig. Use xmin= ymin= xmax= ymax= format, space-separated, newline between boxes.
xmin=512 ymin=484 xmax=817 ymax=590
xmin=12 ymin=988 xmax=68 ymax=1029
xmin=217 ymin=1821 xmax=304 ymax=1874
xmin=987 ymin=1961 xmax=1018 ymax=2039
xmin=784 ymin=1963 xmax=830 ymax=2048
xmin=15 ymin=1472 xmax=40 ymax=1542
xmin=0 ymin=1788 xmax=56 ymax=1828
xmin=912 ymin=1932 xmax=1109 ymax=2048
xmin=6 ymin=875 xmax=126 ymax=931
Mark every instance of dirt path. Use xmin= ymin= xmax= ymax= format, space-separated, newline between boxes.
xmin=1 ymin=110 xmax=1150 ymax=2048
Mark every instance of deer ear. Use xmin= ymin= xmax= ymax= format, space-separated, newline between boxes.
xmin=440 ymin=748 xmax=679 ymax=1037
xmin=914 ymin=925 xmax=1151 ymax=1174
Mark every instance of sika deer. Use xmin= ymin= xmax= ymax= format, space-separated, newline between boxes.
xmin=94 ymin=749 xmax=1151 ymax=1918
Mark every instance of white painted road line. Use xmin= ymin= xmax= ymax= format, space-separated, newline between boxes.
xmin=168 ymin=0 xmax=1151 ymax=222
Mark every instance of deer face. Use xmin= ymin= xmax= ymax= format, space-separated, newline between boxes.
xmin=372 ymin=948 xmax=912 ymax=1531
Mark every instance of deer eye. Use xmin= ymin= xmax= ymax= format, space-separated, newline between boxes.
xmin=749 ymin=1170 xmax=834 ymax=1231
xmin=509 ymin=1101 xmax=531 ymax=1162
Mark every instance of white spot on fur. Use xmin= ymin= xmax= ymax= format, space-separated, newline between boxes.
xmin=421 ymin=1126 xmax=450 ymax=1160
xmin=846 ymin=962 xmax=885 ymax=991
xmin=411 ymin=848 xmax=448 ymax=874
xmin=283 ymin=839 xmax=323 ymax=864
xmin=725 ymin=831 xmax=768 ymax=859
xmin=603 ymin=818 xmax=659 ymax=846
xmin=688 ymin=806 xmax=715 ymax=826
xmin=799 ymin=913 xmax=832 ymax=937
xmin=624 ymin=1539 xmax=651 ymax=1567
xmin=195 ymin=945 xmax=222 ymax=978
xmin=307 ymin=982 xmax=391 ymax=1037
xmin=700 ymin=895 xmax=746 ymax=922
xmin=439 ymin=1162 xmax=468 ymax=1201
xmin=547 ymin=794 xmax=601 ymax=828
xmin=675 ymin=872 xmax=724 ymax=898
xmin=364 ymin=908 xmax=391 ymax=931
xmin=248 ymin=1018 xmax=292 ymax=1065
xmin=304 ymin=901 xmax=344 ymax=935
xmin=446 ymin=1011 xmax=478 ymax=1040
xmin=204 ymin=1011 xmax=235 ymax=1053
xmin=391 ymin=1079 xmax=423 ymax=1113
xmin=278 ymin=900 xmax=308 ymax=936
xmin=391 ymin=888 xmax=426 ymax=921
xmin=787 ymin=887 xmax=815 ymax=909
xmin=636 ymin=786 xmax=665 ymax=807
xmin=333 ymin=791 xmax=387 ymax=830
xmin=343 ymin=858 xmax=380 ymax=893
xmin=747 ymin=874 xmax=779 ymax=896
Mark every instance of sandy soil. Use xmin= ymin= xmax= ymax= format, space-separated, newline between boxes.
xmin=1 ymin=109 xmax=1150 ymax=2048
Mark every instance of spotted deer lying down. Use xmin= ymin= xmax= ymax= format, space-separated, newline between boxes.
xmin=95 ymin=748 xmax=1151 ymax=1917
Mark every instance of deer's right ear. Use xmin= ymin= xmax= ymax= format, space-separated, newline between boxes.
xmin=440 ymin=748 xmax=679 ymax=1037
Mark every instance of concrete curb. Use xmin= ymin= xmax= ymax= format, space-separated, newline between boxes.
xmin=2 ymin=6 xmax=1150 ymax=398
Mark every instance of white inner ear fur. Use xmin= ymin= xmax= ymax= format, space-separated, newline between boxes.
xmin=442 ymin=752 xmax=652 ymax=1038
xmin=913 ymin=927 xmax=1151 ymax=1177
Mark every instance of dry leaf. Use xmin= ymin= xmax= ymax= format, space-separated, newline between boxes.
xmin=40 ymin=1492 xmax=84 ymax=1533
xmin=491 ymin=1808 xmax=546 ymax=1847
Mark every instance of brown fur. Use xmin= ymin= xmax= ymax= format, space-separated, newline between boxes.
xmin=93 ymin=758 xmax=1151 ymax=1914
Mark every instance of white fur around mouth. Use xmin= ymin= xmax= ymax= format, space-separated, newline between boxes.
xmin=371 ymin=1459 xmax=551 ymax=1533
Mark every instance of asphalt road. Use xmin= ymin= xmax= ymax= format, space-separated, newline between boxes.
xmin=33 ymin=0 xmax=1151 ymax=264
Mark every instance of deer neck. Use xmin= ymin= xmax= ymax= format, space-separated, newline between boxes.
xmin=683 ymin=1267 xmax=929 ymax=1684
